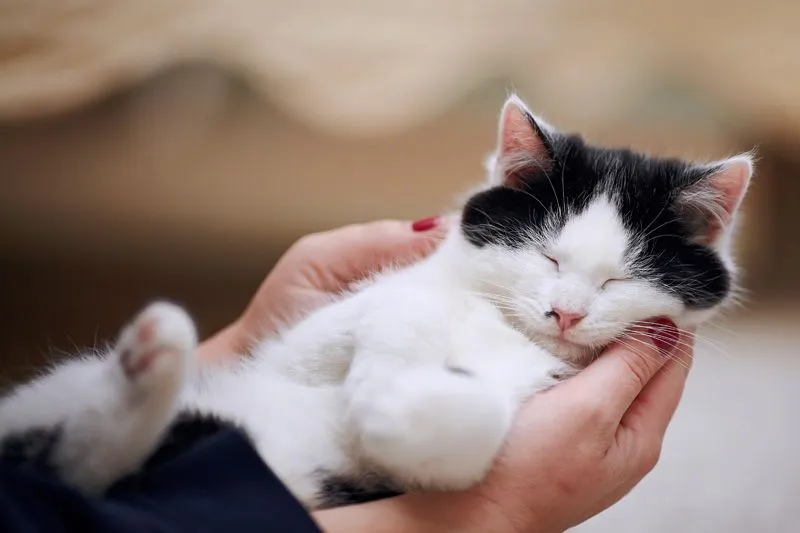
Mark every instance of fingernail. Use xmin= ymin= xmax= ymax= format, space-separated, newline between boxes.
xmin=412 ymin=216 xmax=439 ymax=232
xmin=647 ymin=317 xmax=679 ymax=356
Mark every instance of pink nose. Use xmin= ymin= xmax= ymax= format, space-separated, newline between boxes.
xmin=550 ymin=308 xmax=587 ymax=331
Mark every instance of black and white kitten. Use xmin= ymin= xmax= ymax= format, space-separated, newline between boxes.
xmin=0 ymin=95 xmax=753 ymax=509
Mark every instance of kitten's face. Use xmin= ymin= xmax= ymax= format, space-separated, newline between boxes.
xmin=459 ymin=95 xmax=753 ymax=365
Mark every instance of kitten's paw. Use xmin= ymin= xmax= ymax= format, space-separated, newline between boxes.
xmin=116 ymin=302 xmax=197 ymax=390
xmin=544 ymin=360 xmax=579 ymax=387
xmin=507 ymin=350 xmax=578 ymax=400
xmin=354 ymin=370 xmax=510 ymax=490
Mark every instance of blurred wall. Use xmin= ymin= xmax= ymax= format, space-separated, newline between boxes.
xmin=0 ymin=1 xmax=798 ymax=382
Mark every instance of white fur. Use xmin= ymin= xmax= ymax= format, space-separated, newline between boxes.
xmin=177 ymin=246 xmax=569 ymax=506
xmin=0 ymin=302 xmax=194 ymax=494
xmin=454 ymin=195 xmax=687 ymax=365
xmin=0 ymin=208 xmax=703 ymax=506
xmin=0 ymin=238 xmax=571 ymax=507
xmin=0 ymin=95 xmax=751 ymax=510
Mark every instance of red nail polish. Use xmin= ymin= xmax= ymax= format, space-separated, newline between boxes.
xmin=647 ymin=317 xmax=679 ymax=356
xmin=412 ymin=216 xmax=439 ymax=232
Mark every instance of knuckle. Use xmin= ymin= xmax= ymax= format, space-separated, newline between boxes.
xmin=637 ymin=439 xmax=663 ymax=474
xmin=339 ymin=220 xmax=404 ymax=243
xmin=368 ymin=219 xmax=406 ymax=237
xmin=293 ymin=233 xmax=322 ymax=253
xmin=619 ymin=351 xmax=659 ymax=390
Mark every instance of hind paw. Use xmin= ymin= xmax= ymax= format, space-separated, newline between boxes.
xmin=116 ymin=302 xmax=197 ymax=388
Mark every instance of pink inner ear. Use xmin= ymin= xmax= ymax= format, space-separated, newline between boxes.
xmin=500 ymin=104 xmax=547 ymax=160
xmin=713 ymin=157 xmax=752 ymax=216
xmin=498 ymin=101 xmax=551 ymax=188
xmin=699 ymin=156 xmax=753 ymax=244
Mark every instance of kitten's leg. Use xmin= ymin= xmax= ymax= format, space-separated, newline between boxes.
xmin=346 ymin=345 xmax=570 ymax=491
xmin=55 ymin=302 xmax=196 ymax=493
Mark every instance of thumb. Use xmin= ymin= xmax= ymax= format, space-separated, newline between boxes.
xmin=562 ymin=318 xmax=680 ymax=428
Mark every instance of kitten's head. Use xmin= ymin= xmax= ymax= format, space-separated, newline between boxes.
xmin=458 ymin=95 xmax=753 ymax=365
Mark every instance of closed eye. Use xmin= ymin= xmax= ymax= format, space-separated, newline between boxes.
xmin=601 ymin=277 xmax=631 ymax=289
xmin=543 ymin=254 xmax=559 ymax=269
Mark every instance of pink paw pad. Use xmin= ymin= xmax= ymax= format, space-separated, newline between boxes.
xmin=116 ymin=302 xmax=197 ymax=382
xmin=136 ymin=319 xmax=157 ymax=345
xmin=120 ymin=347 xmax=162 ymax=379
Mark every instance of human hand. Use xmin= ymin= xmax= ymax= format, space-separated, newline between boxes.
xmin=313 ymin=320 xmax=694 ymax=533
xmin=464 ymin=320 xmax=694 ymax=532
xmin=198 ymin=217 xmax=448 ymax=362
xmin=196 ymin=218 xmax=692 ymax=533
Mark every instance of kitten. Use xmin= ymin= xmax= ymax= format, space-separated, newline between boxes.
xmin=0 ymin=94 xmax=753 ymax=508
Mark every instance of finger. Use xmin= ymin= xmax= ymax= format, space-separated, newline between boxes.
xmin=304 ymin=217 xmax=451 ymax=286
xmin=620 ymin=329 xmax=694 ymax=438
xmin=561 ymin=318 xmax=680 ymax=428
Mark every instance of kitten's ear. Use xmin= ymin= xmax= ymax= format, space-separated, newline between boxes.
xmin=679 ymin=153 xmax=755 ymax=245
xmin=486 ymin=94 xmax=556 ymax=188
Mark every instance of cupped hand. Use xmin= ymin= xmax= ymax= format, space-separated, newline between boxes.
xmin=469 ymin=321 xmax=694 ymax=532
xmin=314 ymin=322 xmax=694 ymax=533
xmin=196 ymin=217 xmax=695 ymax=533
xmin=198 ymin=217 xmax=448 ymax=362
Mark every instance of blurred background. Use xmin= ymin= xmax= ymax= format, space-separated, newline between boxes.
xmin=0 ymin=1 xmax=798 ymax=531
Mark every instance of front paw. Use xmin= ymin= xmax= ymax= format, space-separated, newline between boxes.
xmin=353 ymin=370 xmax=511 ymax=490
xmin=507 ymin=352 xmax=578 ymax=400
xmin=544 ymin=360 xmax=578 ymax=387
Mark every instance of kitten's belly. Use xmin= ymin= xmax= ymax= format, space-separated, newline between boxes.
xmin=181 ymin=368 xmax=353 ymax=507
xmin=173 ymin=271 xmax=544 ymax=507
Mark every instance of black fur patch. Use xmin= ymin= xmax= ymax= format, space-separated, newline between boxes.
xmin=462 ymin=133 xmax=731 ymax=309
xmin=447 ymin=365 xmax=474 ymax=377
xmin=141 ymin=410 xmax=244 ymax=471
xmin=316 ymin=470 xmax=404 ymax=508
xmin=0 ymin=425 xmax=63 ymax=476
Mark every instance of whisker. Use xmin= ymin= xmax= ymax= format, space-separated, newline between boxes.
xmin=626 ymin=321 xmax=726 ymax=347
xmin=616 ymin=338 xmax=692 ymax=371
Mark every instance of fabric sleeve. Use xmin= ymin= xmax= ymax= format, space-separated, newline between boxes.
xmin=0 ymin=429 xmax=322 ymax=533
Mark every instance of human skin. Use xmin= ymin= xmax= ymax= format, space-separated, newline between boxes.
xmin=198 ymin=217 xmax=693 ymax=533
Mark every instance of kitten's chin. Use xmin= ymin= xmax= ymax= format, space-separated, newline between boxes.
xmin=530 ymin=333 xmax=603 ymax=368
xmin=504 ymin=314 xmax=602 ymax=367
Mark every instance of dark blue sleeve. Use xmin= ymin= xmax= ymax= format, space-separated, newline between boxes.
xmin=0 ymin=429 xmax=322 ymax=533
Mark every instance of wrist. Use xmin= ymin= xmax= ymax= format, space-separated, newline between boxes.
xmin=311 ymin=494 xmax=452 ymax=533
xmin=311 ymin=490 xmax=517 ymax=533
